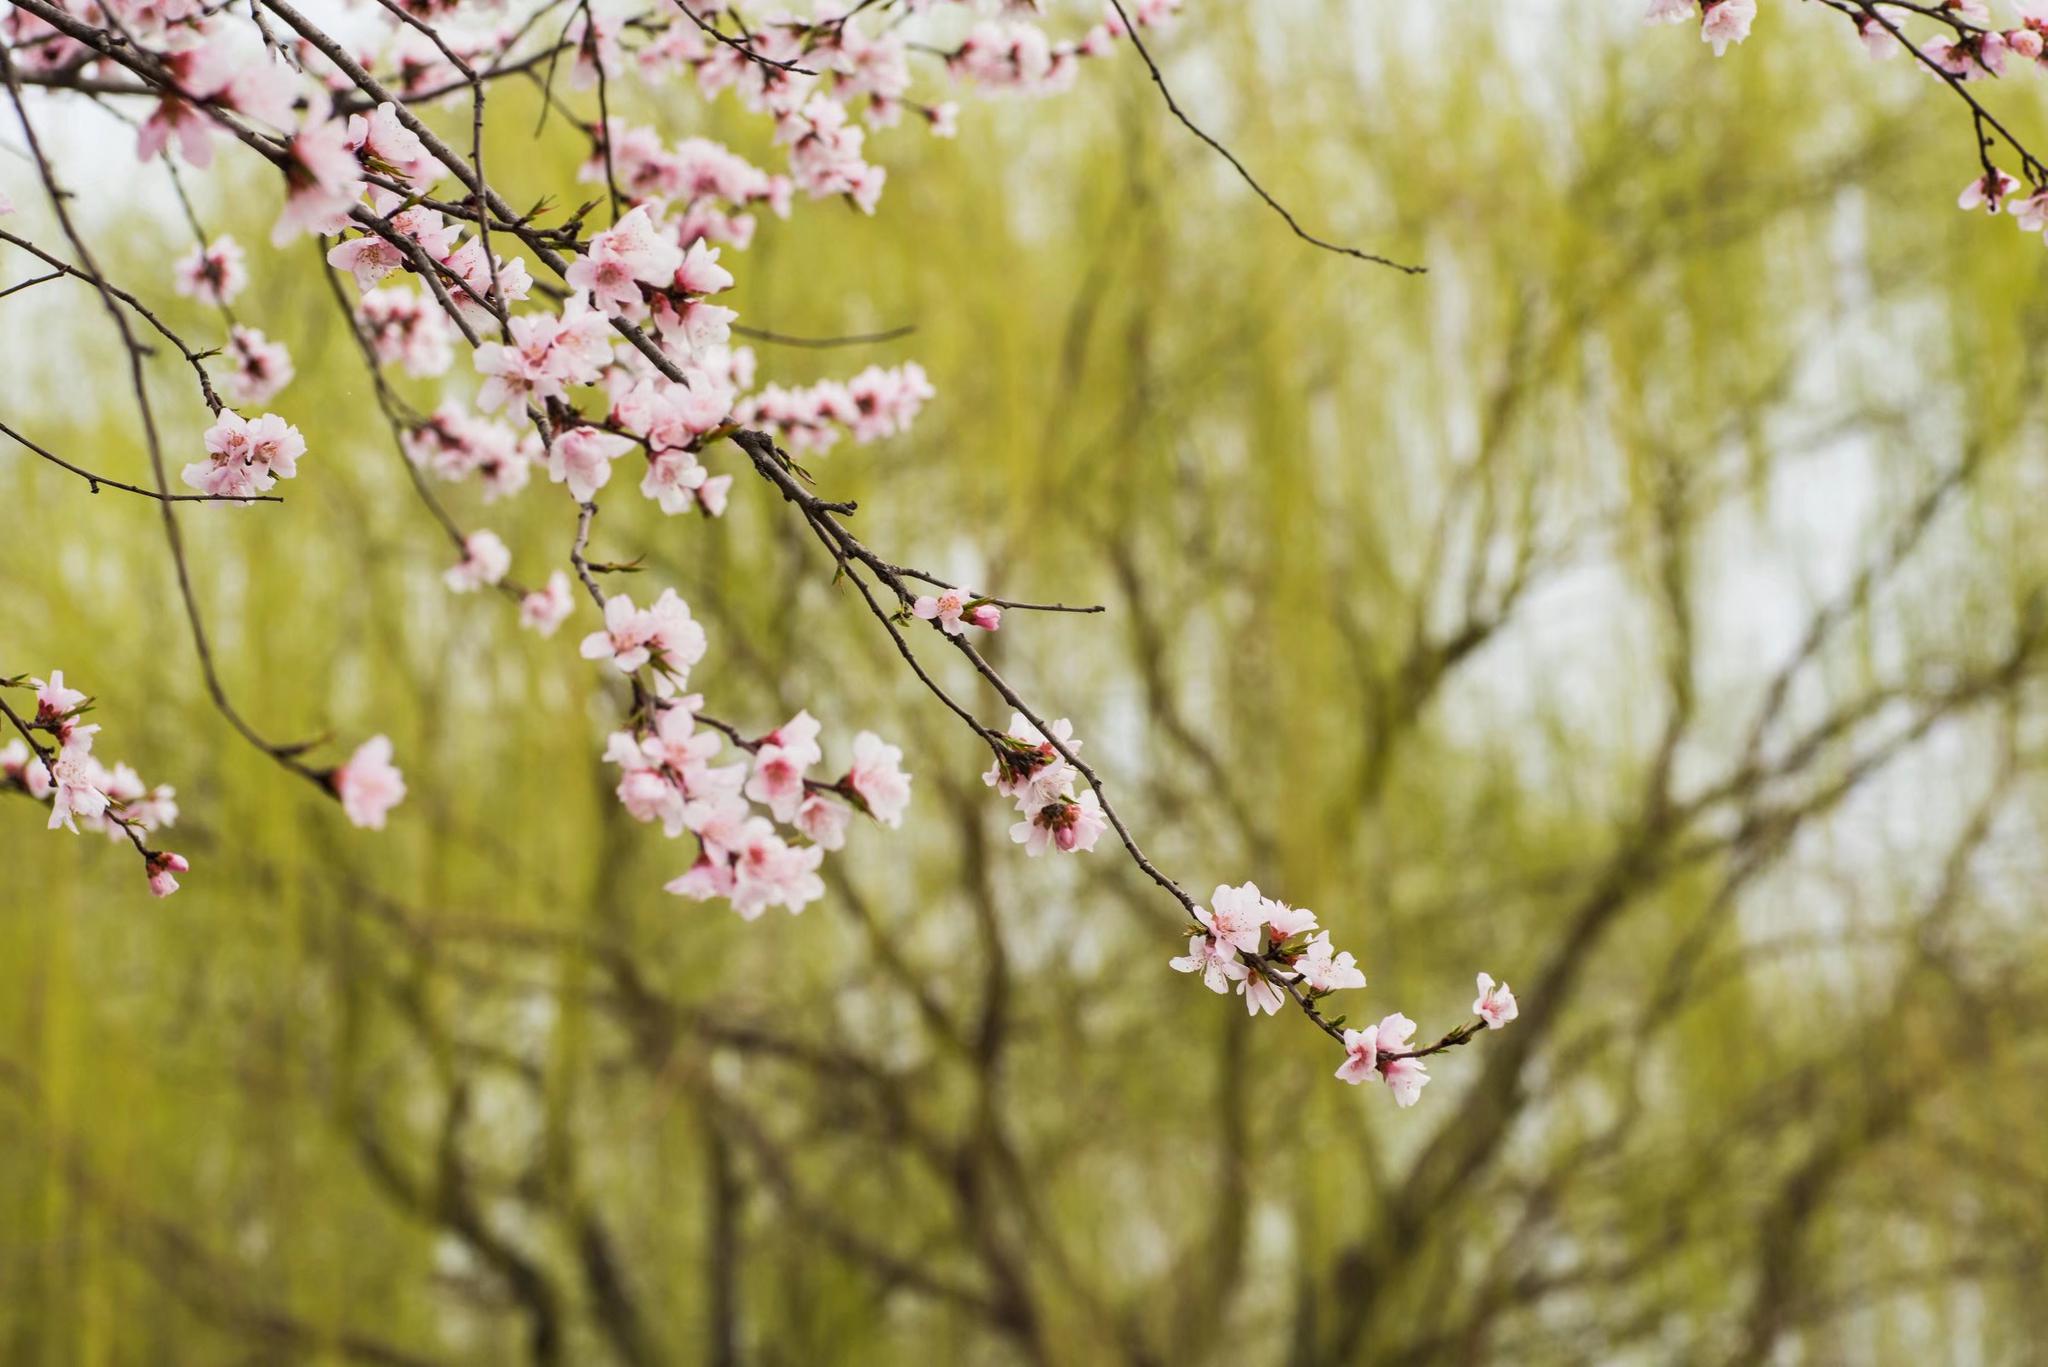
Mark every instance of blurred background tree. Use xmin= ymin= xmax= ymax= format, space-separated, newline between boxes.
xmin=5 ymin=2 xmax=2048 ymax=1363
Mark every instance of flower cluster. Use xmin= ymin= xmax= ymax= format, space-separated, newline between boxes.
xmin=358 ymin=287 xmax=455 ymax=379
xmin=584 ymin=595 xmax=908 ymax=919
xmin=1168 ymin=880 xmax=1518 ymax=1102
xmin=402 ymin=406 xmax=534 ymax=502
xmin=183 ymin=409 xmax=305 ymax=499
xmin=980 ymin=713 xmax=1107 ymax=856
xmin=1 ymin=672 xmax=187 ymax=897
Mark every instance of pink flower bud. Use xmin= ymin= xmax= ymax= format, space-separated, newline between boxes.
xmin=146 ymin=850 xmax=190 ymax=898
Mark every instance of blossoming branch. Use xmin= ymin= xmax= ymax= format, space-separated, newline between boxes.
xmin=0 ymin=0 xmax=1538 ymax=1097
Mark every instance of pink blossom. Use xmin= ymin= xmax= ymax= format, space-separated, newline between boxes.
xmin=1239 ymin=964 xmax=1292 ymax=1017
xmin=174 ymin=236 xmax=247 ymax=305
xmin=1376 ymin=1013 xmax=1431 ymax=1107
xmin=1265 ymin=901 xmax=1319 ymax=939
xmin=546 ymin=427 xmax=636 ymax=502
xmin=1335 ymin=1025 xmax=1380 ymax=1085
xmin=359 ymin=288 xmax=455 ymax=378
xmin=568 ymin=205 xmax=685 ymax=317
xmin=474 ymin=307 xmax=607 ymax=412
xmin=1195 ymin=882 xmax=1267 ymax=954
xmin=33 ymin=671 xmax=87 ymax=734
xmin=912 ymin=587 xmax=991 ymax=635
xmin=184 ymin=410 xmax=305 ymax=499
xmin=1010 ymin=789 xmax=1105 ymax=855
xmin=845 ymin=730 xmax=912 ymax=827
xmin=333 ymin=734 xmax=406 ymax=829
xmin=47 ymin=728 xmax=107 ymax=832
xmin=745 ymin=709 xmax=822 ymax=821
xmin=520 ymin=572 xmax=576 ymax=636
xmin=641 ymin=448 xmax=711 ymax=513
xmin=2014 ymin=187 xmax=2048 ymax=233
xmin=1699 ymin=0 xmax=1755 ymax=54
xmin=137 ymin=97 xmax=214 ymax=167
xmin=795 ymin=791 xmax=851 ymax=849
xmin=345 ymin=101 xmax=440 ymax=188
xmin=578 ymin=589 xmax=707 ymax=689
xmin=694 ymin=474 xmax=733 ymax=516
xmin=1959 ymin=168 xmax=2021 ymax=213
xmin=1170 ymin=934 xmax=1247 ymax=994
xmin=1 ymin=739 xmax=51 ymax=799
xmin=664 ymin=852 xmax=735 ymax=903
xmin=222 ymin=327 xmax=293 ymax=407
xmin=1926 ymin=31 xmax=2007 ymax=79
xmin=125 ymin=782 xmax=178 ymax=831
xmin=273 ymin=102 xmax=363 ymax=245
xmin=443 ymin=529 xmax=511 ymax=593
xmin=1473 ymin=973 xmax=1519 ymax=1029
xmin=1853 ymin=14 xmax=1897 ymax=59
xmin=675 ymin=240 xmax=734 ymax=295
xmin=1296 ymin=931 xmax=1366 ymax=993
xmin=729 ymin=817 xmax=826 ymax=916
xmin=982 ymin=713 xmax=1080 ymax=800
xmin=145 ymin=850 xmax=189 ymax=898
xmin=441 ymin=238 xmax=534 ymax=330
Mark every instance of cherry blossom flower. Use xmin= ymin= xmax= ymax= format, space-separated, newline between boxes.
xmin=145 ymin=850 xmax=189 ymax=898
xmin=1296 ymin=931 xmax=1366 ymax=993
xmin=1335 ymin=1025 xmax=1380 ymax=1085
xmin=221 ymin=326 xmax=293 ymax=407
xmin=795 ymin=791 xmax=851 ymax=849
xmin=47 ymin=728 xmax=107 ymax=832
xmin=444 ymin=529 xmax=512 ymax=593
xmin=1010 ymin=789 xmax=1106 ymax=854
xmin=1195 ymin=882 xmax=1269 ymax=954
xmin=579 ymin=589 xmax=707 ymax=690
xmin=1474 ymin=973 xmax=1519 ymax=1029
xmin=912 ymin=587 xmax=995 ymax=635
xmin=1960 ymin=168 xmax=2021 ymax=214
xmin=725 ymin=818 xmax=826 ymax=917
xmin=845 ymin=730 xmax=911 ymax=827
xmin=567 ymin=205 xmax=684 ymax=317
xmin=641 ymin=447 xmax=712 ymax=513
xmin=345 ymin=101 xmax=440 ymax=188
xmin=358 ymin=287 xmax=454 ymax=377
xmin=1170 ymin=934 xmax=1247 ymax=994
xmin=745 ymin=710 xmax=822 ymax=821
xmin=174 ymin=236 xmax=247 ymax=305
xmin=1265 ymin=901 xmax=1319 ymax=940
xmin=520 ymin=572 xmax=575 ymax=636
xmin=1375 ymin=1013 xmax=1431 ymax=1107
xmin=34 ymin=672 xmax=87 ymax=734
xmin=333 ymin=735 xmax=406 ymax=829
xmin=184 ymin=410 xmax=305 ymax=499
xmin=1239 ymin=963 xmax=1292 ymax=1016
xmin=1852 ymin=13 xmax=1896 ymax=59
xmin=546 ymin=427 xmax=636 ymax=501
xmin=1699 ymin=0 xmax=1755 ymax=55
xmin=1 ymin=739 xmax=52 ymax=799
xmin=273 ymin=101 xmax=363 ymax=244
